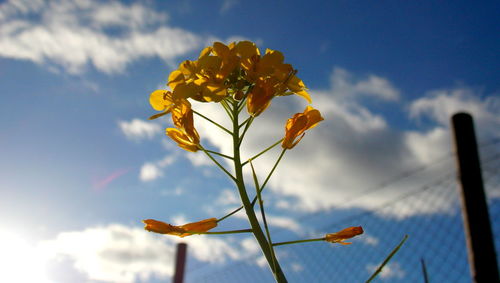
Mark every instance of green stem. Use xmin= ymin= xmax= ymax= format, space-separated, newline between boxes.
xmin=237 ymin=95 xmax=248 ymax=114
xmin=273 ymin=237 xmax=325 ymax=247
xmin=218 ymin=206 xmax=244 ymax=222
xmin=193 ymin=110 xmax=232 ymax=135
xmin=251 ymin=148 xmax=286 ymax=206
xmin=365 ymin=235 xmax=409 ymax=283
xmin=250 ymin=160 xmax=278 ymax=274
xmin=238 ymin=116 xmax=254 ymax=145
xmin=260 ymin=148 xmax=286 ymax=193
xmin=220 ymin=99 xmax=234 ymax=120
xmin=242 ymin=139 xmax=283 ymax=167
xmin=231 ymin=100 xmax=287 ymax=283
xmin=205 ymin=149 xmax=233 ymax=160
xmin=199 ymin=145 xmax=236 ymax=182
xmin=239 ymin=116 xmax=251 ymax=128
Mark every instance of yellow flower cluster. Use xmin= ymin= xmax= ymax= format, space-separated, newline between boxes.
xmin=149 ymin=40 xmax=323 ymax=152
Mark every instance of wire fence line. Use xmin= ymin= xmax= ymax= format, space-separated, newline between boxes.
xmin=183 ymin=142 xmax=500 ymax=283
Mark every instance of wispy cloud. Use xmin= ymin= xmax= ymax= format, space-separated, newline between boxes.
xmin=0 ymin=0 xmax=203 ymax=74
xmin=38 ymin=223 xmax=258 ymax=282
xmin=118 ymin=118 xmax=162 ymax=141
xmin=140 ymin=155 xmax=176 ymax=182
xmin=329 ymin=67 xmax=400 ymax=101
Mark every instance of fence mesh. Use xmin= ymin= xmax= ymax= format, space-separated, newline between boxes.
xmin=183 ymin=141 xmax=500 ymax=283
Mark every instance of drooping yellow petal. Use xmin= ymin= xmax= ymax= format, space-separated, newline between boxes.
xmin=282 ymin=106 xmax=324 ymax=149
xmin=325 ymin=226 xmax=364 ymax=245
xmin=179 ymin=218 xmax=218 ymax=237
xmin=287 ymin=75 xmax=311 ymax=103
xmin=143 ymin=218 xmax=218 ymax=238
xmin=246 ymin=78 xmax=276 ymax=116
xmin=166 ymin=128 xmax=199 ymax=152
xmin=142 ymin=219 xmax=185 ymax=235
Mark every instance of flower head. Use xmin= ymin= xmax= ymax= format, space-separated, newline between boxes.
xmin=143 ymin=218 xmax=218 ymax=238
xmin=282 ymin=106 xmax=324 ymax=149
xmin=325 ymin=226 xmax=364 ymax=245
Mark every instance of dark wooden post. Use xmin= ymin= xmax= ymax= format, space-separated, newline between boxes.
xmin=451 ymin=112 xmax=499 ymax=283
xmin=173 ymin=243 xmax=187 ymax=283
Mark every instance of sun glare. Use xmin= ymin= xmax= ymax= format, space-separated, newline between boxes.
xmin=0 ymin=230 xmax=52 ymax=283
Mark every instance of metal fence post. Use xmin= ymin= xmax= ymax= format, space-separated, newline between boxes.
xmin=451 ymin=112 xmax=499 ymax=283
xmin=173 ymin=243 xmax=187 ymax=283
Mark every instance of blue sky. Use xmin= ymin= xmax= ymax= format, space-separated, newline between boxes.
xmin=0 ymin=0 xmax=499 ymax=282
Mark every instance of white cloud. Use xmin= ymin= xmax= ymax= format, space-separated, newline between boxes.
xmin=119 ymin=118 xmax=162 ymax=141
xmin=366 ymin=262 xmax=405 ymax=280
xmin=140 ymin=162 xmax=163 ymax=182
xmin=329 ymin=67 xmax=400 ymax=101
xmin=216 ymin=189 xmax=240 ymax=206
xmin=186 ymin=67 xmax=499 ymax=218
xmin=39 ymin=224 xmax=174 ymax=283
xmin=409 ymin=87 xmax=500 ymax=137
xmin=185 ymin=151 xmax=213 ymax=166
xmin=0 ymin=0 xmax=203 ymax=74
xmin=38 ymin=223 xmax=261 ymax=282
xmin=361 ymin=234 xmax=380 ymax=246
xmin=140 ymin=155 xmax=176 ymax=182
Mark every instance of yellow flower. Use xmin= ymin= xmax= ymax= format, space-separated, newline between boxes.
xmin=167 ymin=102 xmax=200 ymax=152
xmin=192 ymin=42 xmax=239 ymax=102
xmin=325 ymin=226 xmax=364 ymax=245
xmin=282 ymin=106 xmax=324 ymax=149
xmin=143 ymin=218 xmax=218 ymax=238
xmin=246 ymin=78 xmax=277 ymax=116
xmin=283 ymin=73 xmax=311 ymax=103
xmin=167 ymin=63 xmax=205 ymax=101
xmin=148 ymin=90 xmax=191 ymax=120
xmin=166 ymin=128 xmax=200 ymax=152
xmin=167 ymin=42 xmax=241 ymax=103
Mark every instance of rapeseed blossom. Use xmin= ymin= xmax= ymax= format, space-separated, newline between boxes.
xmin=143 ymin=218 xmax=218 ymax=238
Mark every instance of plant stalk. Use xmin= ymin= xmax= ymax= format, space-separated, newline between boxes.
xmin=231 ymin=100 xmax=288 ymax=283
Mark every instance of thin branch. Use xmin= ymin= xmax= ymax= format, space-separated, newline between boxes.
xmin=199 ymin=145 xmax=236 ymax=182
xmin=273 ymin=237 xmax=325 ymax=247
xmin=242 ymin=139 xmax=283 ymax=166
xmin=251 ymin=148 xmax=287 ymax=206
xmin=205 ymin=149 xmax=233 ymax=160
xmin=193 ymin=110 xmax=232 ymax=135
xmin=184 ymin=229 xmax=252 ymax=235
xmin=250 ymin=160 xmax=277 ymax=273
xmin=220 ymin=99 xmax=234 ymax=120
xmin=238 ymin=116 xmax=254 ymax=146
xmin=217 ymin=206 xmax=243 ymax=222
xmin=365 ymin=235 xmax=409 ymax=283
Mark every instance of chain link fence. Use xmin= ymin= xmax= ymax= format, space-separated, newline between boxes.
xmin=184 ymin=142 xmax=500 ymax=283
